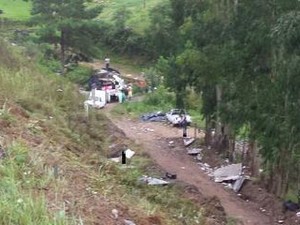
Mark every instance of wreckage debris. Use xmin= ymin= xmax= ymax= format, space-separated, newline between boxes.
xmin=166 ymin=172 xmax=177 ymax=179
xmin=168 ymin=140 xmax=175 ymax=148
xmin=109 ymin=149 xmax=135 ymax=163
xmin=140 ymin=111 xmax=166 ymax=122
xmin=213 ymin=163 xmax=242 ymax=183
xmin=283 ymin=200 xmax=300 ymax=212
xmin=211 ymin=163 xmax=246 ymax=193
xmin=183 ymin=137 xmax=195 ymax=147
xmin=124 ymin=219 xmax=136 ymax=225
xmin=138 ymin=175 xmax=170 ymax=186
xmin=198 ymin=162 xmax=213 ymax=174
xmin=232 ymin=176 xmax=246 ymax=193
xmin=187 ymin=148 xmax=202 ymax=155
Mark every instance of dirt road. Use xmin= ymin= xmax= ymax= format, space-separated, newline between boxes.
xmin=106 ymin=111 xmax=272 ymax=225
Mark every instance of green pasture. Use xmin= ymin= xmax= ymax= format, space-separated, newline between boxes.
xmin=0 ymin=0 xmax=31 ymax=21
xmin=99 ymin=0 xmax=165 ymax=34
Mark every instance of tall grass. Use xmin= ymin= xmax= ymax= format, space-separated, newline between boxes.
xmin=0 ymin=40 xmax=84 ymax=224
xmin=0 ymin=142 xmax=67 ymax=225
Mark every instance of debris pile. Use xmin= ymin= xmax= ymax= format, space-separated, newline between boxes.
xmin=210 ymin=163 xmax=246 ymax=193
xmin=140 ymin=111 xmax=166 ymax=122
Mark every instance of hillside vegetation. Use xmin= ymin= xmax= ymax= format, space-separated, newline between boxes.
xmin=0 ymin=31 xmax=211 ymax=224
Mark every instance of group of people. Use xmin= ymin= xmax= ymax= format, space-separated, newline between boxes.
xmin=118 ymin=85 xmax=133 ymax=103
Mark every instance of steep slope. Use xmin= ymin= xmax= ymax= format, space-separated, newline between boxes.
xmin=0 ymin=39 xmax=221 ymax=225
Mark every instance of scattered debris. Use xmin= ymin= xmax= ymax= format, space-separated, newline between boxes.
xmin=110 ymin=157 xmax=120 ymax=163
xmin=260 ymin=207 xmax=266 ymax=213
xmin=210 ymin=163 xmax=247 ymax=192
xmin=196 ymin=154 xmax=203 ymax=161
xmin=109 ymin=149 xmax=135 ymax=163
xmin=198 ymin=162 xmax=213 ymax=174
xmin=138 ymin=175 xmax=170 ymax=186
xmin=166 ymin=172 xmax=177 ymax=179
xmin=111 ymin=209 xmax=118 ymax=219
xmin=140 ymin=112 xmax=166 ymax=122
xmin=187 ymin=148 xmax=202 ymax=155
xmin=183 ymin=137 xmax=195 ymax=147
xmin=124 ymin=219 xmax=136 ymax=225
xmin=283 ymin=200 xmax=300 ymax=212
xmin=142 ymin=127 xmax=154 ymax=132
xmin=124 ymin=149 xmax=135 ymax=159
xmin=232 ymin=176 xmax=246 ymax=193
xmin=168 ymin=142 xmax=175 ymax=148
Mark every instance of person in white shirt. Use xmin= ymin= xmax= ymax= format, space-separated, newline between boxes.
xmin=104 ymin=56 xmax=110 ymax=70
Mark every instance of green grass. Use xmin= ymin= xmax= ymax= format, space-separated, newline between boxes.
xmin=98 ymin=0 xmax=165 ymax=34
xmin=0 ymin=142 xmax=67 ymax=225
xmin=0 ymin=0 xmax=31 ymax=21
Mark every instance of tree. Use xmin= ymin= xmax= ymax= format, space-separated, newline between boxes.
xmin=30 ymin=0 xmax=102 ymax=72
xmin=146 ymin=2 xmax=179 ymax=58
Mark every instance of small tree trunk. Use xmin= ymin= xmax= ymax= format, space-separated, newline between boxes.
xmin=215 ymin=84 xmax=222 ymax=137
xmin=205 ymin=115 xmax=212 ymax=146
xmin=60 ymin=29 xmax=66 ymax=74
xmin=247 ymin=140 xmax=261 ymax=177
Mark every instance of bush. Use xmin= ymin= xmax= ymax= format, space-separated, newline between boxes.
xmin=66 ymin=65 xmax=93 ymax=88
xmin=144 ymin=86 xmax=175 ymax=109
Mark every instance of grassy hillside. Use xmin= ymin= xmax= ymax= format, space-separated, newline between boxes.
xmin=0 ymin=38 xmax=213 ymax=224
xmin=0 ymin=0 xmax=31 ymax=21
xmin=99 ymin=0 xmax=165 ymax=34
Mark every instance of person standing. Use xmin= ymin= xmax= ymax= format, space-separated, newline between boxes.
xmin=181 ymin=114 xmax=188 ymax=137
xmin=104 ymin=56 xmax=110 ymax=70
xmin=127 ymin=84 xmax=133 ymax=100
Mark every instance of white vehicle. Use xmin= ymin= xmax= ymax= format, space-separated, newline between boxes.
xmin=166 ymin=109 xmax=192 ymax=126
xmin=84 ymin=89 xmax=106 ymax=109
